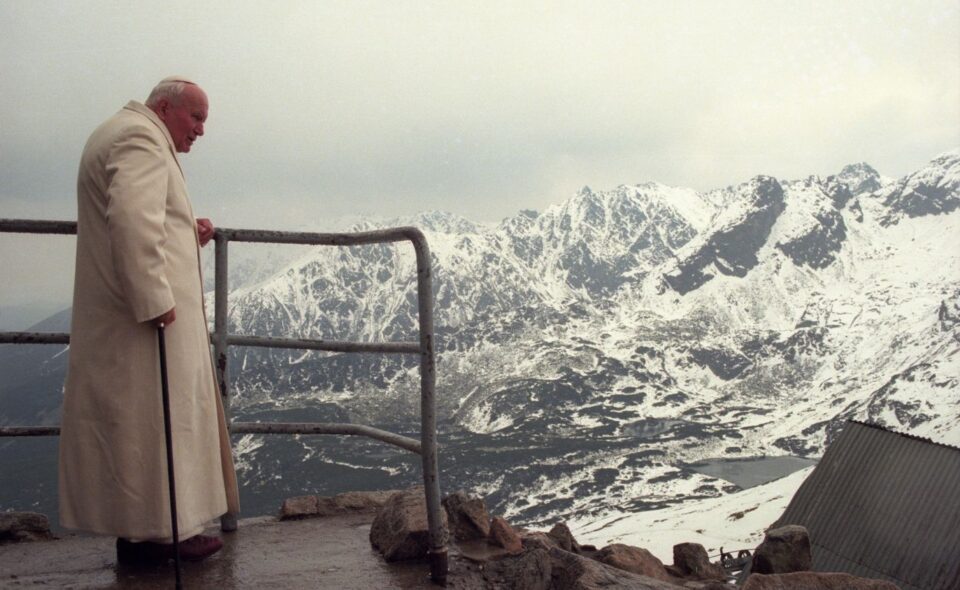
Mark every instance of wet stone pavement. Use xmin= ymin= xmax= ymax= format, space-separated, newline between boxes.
xmin=0 ymin=513 xmax=485 ymax=589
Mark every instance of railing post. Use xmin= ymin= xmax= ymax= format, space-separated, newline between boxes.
xmin=214 ymin=231 xmax=238 ymax=532
xmin=411 ymin=229 xmax=447 ymax=584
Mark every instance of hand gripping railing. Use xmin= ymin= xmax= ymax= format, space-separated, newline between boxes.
xmin=0 ymin=219 xmax=448 ymax=584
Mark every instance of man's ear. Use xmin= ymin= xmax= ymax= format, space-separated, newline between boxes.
xmin=155 ymin=98 xmax=169 ymax=120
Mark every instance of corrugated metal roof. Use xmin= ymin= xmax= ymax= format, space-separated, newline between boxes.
xmin=773 ymin=420 xmax=960 ymax=590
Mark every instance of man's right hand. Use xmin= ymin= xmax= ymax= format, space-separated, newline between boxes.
xmin=151 ymin=308 xmax=176 ymax=327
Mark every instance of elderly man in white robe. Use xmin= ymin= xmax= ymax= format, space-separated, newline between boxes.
xmin=59 ymin=77 xmax=240 ymax=564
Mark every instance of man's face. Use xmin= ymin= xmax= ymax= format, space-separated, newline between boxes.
xmin=156 ymin=85 xmax=208 ymax=153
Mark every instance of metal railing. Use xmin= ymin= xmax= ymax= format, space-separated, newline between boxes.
xmin=0 ymin=218 xmax=447 ymax=583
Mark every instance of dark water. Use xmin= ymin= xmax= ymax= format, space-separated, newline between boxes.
xmin=689 ymin=455 xmax=817 ymax=489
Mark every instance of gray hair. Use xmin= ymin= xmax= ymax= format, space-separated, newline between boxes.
xmin=145 ymin=76 xmax=198 ymax=108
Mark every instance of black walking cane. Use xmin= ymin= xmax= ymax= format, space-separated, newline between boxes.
xmin=157 ymin=323 xmax=183 ymax=590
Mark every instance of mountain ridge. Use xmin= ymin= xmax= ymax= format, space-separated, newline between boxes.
xmin=1 ymin=150 xmax=957 ymax=536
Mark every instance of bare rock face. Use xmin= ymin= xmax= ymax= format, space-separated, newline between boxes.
xmin=750 ymin=525 xmax=812 ymax=575
xmin=0 ymin=512 xmax=54 ymax=544
xmin=672 ymin=543 xmax=726 ymax=580
xmin=548 ymin=547 xmax=686 ymax=590
xmin=547 ymin=522 xmax=582 ymax=553
xmin=521 ymin=531 xmax=563 ymax=552
xmin=369 ymin=487 xmax=449 ymax=562
xmin=596 ymin=543 xmax=674 ymax=583
xmin=742 ymin=572 xmax=900 ymax=589
xmin=490 ymin=516 xmax=523 ymax=555
xmin=494 ymin=546 xmax=553 ymax=590
xmin=442 ymin=490 xmax=491 ymax=541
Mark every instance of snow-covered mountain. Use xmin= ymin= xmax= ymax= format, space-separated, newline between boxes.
xmin=2 ymin=150 xmax=958 ymax=545
xmin=210 ymin=149 xmax=959 ymax=531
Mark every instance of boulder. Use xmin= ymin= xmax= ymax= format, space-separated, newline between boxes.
xmin=750 ymin=525 xmax=812 ymax=575
xmin=442 ymin=490 xmax=491 ymax=541
xmin=369 ymin=487 xmax=449 ymax=561
xmin=316 ymin=490 xmax=397 ymax=516
xmin=495 ymin=546 xmax=553 ymax=590
xmin=522 ymin=531 xmax=563 ymax=551
xmin=596 ymin=543 xmax=674 ymax=582
xmin=548 ymin=547 xmax=685 ymax=589
xmin=673 ymin=543 xmax=726 ymax=580
xmin=279 ymin=495 xmax=319 ymax=520
xmin=742 ymin=572 xmax=900 ymax=589
xmin=280 ymin=490 xmax=397 ymax=520
xmin=490 ymin=516 xmax=523 ymax=555
xmin=0 ymin=512 xmax=54 ymax=544
xmin=547 ymin=522 xmax=582 ymax=553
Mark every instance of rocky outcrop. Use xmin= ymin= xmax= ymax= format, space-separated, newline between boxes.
xmin=492 ymin=546 xmax=553 ymax=590
xmin=443 ymin=490 xmax=492 ymax=541
xmin=369 ymin=487 xmax=449 ymax=562
xmin=547 ymin=547 xmax=685 ymax=589
xmin=750 ymin=525 xmax=812 ymax=575
xmin=775 ymin=209 xmax=847 ymax=270
xmin=547 ymin=522 xmax=582 ymax=553
xmin=0 ymin=512 xmax=54 ymax=544
xmin=664 ymin=175 xmax=785 ymax=294
xmin=361 ymin=489 xmax=748 ymax=588
xmin=742 ymin=572 xmax=899 ymax=589
xmin=489 ymin=516 xmax=523 ymax=555
xmin=672 ymin=542 xmax=726 ymax=581
xmin=595 ymin=543 xmax=674 ymax=582
xmin=879 ymin=150 xmax=960 ymax=226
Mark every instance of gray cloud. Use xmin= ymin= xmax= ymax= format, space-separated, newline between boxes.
xmin=1 ymin=0 xmax=958 ymax=319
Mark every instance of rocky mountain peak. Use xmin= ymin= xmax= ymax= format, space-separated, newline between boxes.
xmin=834 ymin=162 xmax=883 ymax=196
xmin=878 ymin=149 xmax=960 ymax=226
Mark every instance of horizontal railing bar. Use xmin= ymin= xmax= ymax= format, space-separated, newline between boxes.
xmin=230 ymin=422 xmax=422 ymax=454
xmin=0 ymin=219 xmax=77 ymax=235
xmin=226 ymin=335 xmax=419 ymax=354
xmin=0 ymin=423 xmax=424 ymax=454
xmin=0 ymin=426 xmax=59 ymax=436
xmin=0 ymin=332 xmax=419 ymax=354
xmin=0 ymin=221 xmax=428 ymax=249
xmin=0 ymin=332 xmax=70 ymax=345
xmin=216 ymin=226 xmax=421 ymax=246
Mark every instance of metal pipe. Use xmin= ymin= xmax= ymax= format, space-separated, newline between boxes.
xmin=214 ymin=233 xmax=230 ymax=414
xmin=0 ymin=332 xmax=69 ymax=345
xmin=0 ymin=426 xmax=60 ymax=436
xmin=230 ymin=422 xmax=422 ymax=455
xmin=225 ymin=335 xmax=418 ymax=354
xmin=216 ymin=226 xmax=416 ymax=246
xmin=213 ymin=233 xmax=238 ymax=533
xmin=407 ymin=228 xmax=447 ymax=584
xmin=2 ymin=423 xmax=424 ymax=455
xmin=0 ymin=219 xmax=77 ymax=234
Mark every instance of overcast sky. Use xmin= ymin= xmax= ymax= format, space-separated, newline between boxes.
xmin=1 ymin=0 xmax=959 ymax=324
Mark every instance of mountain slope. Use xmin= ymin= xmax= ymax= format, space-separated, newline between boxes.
xmin=1 ymin=150 xmax=957 ymax=534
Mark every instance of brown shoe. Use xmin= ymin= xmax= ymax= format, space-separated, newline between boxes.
xmin=177 ymin=534 xmax=223 ymax=562
xmin=117 ymin=534 xmax=223 ymax=565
